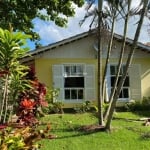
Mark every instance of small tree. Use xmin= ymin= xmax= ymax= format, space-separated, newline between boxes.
xmin=0 ymin=28 xmax=30 ymax=124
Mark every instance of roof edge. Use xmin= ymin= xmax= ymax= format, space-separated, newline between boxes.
xmin=22 ymin=29 xmax=150 ymax=61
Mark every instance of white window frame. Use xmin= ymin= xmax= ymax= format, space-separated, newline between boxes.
xmin=106 ymin=64 xmax=130 ymax=101
xmin=53 ymin=64 xmax=96 ymax=103
xmin=63 ymin=64 xmax=85 ymax=102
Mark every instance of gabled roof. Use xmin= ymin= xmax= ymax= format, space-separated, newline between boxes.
xmin=22 ymin=29 xmax=150 ymax=62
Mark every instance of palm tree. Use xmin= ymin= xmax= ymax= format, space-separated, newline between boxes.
xmin=105 ymin=0 xmax=149 ymax=130
xmin=102 ymin=0 xmax=127 ymax=103
xmin=97 ymin=0 xmax=104 ymax=125
xmin=79 ymin=0 xmax=129 ymax=125
xmin=104 ymin=0 xmax=131 ymax=121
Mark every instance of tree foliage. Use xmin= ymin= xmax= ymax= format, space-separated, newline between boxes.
xmin=0 ymin=0 xmax=84 ymax=41
xmin=0 ymin=28 xmax=30 ymax=123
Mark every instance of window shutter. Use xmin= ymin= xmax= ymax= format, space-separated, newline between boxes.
xmin=129 ymin=64 xmax=141 ymax=100
xmin=85 ymin=65 xmax=96 ymax=101
xmin=52 ymin=65 xmax=63 ymax=101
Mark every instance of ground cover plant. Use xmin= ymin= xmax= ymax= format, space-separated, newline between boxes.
xmin=38 ymin=112 xmax=150 ymax=150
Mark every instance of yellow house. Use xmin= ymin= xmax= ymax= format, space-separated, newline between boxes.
xmin=22 ymin=30 xmax=150 ymax=108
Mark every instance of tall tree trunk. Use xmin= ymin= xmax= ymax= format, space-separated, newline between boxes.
xmin=102 ymin=9 xmax=116 ymax=103
xmin=104 ymin=0 xmax=131 ymax=121
xmin=105 ymin=0 xmax=148 ymax=130
xmin=97 ymin=0 xmax=104 ymax=125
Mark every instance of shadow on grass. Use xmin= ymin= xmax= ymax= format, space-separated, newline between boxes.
xmin=113 ymin=117 xmax=143 ymax=122
xmin=132 ymin=111 xmax=150 ymax=118
xmin=51 ymin=124 xmax=105 ymax=140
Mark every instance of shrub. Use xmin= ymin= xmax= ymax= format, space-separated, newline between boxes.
xmin=16 ymin=66 xmax=48 ymax=126
xmin=125 ymin=97 xmax=150 ymax=111
xmin=0 ymin=123 xmax=55 ymax=150
xmin=74 ymin=101 xmax=98 ymax=113
xmin=44 ymin=88 xmax=64 ymax=114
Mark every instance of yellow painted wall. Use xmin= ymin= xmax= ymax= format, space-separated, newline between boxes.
xmin=35 ymin=58 xmax=97 ymax=108
xmin=133 ymin=58 xmax=150 ymax=98
xmin=35 ymin=58 xmax=97 ymax=87
xmin=34 ymin=56 xmax=150 ymax=108
xmin=35 ymin=58 xmax=150 ymax=107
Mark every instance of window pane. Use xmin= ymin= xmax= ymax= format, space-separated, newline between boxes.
xmin=122 ymin=65 xmax=126 ymax=74
xmin=110 ymin=66 xmax=116 ymax=75
xmin=78 ymin=89 xmax=83 ymax=99
xmin=109 ymin=65 xmax=130 ymax=99
xmin=64 ymin=65 xmax=84 ymax=76
xmin=71 ymin=66 xmax=76 ymax=75
xmin=64 ymin=66 xmax=70 ymax=76
xmin=118 ymin=89 xmax=129 ymax=98
xmin=71 ymin=89 xmax=77 ymax=99
xmin=65 ymin=89 xmax=70 ymax=99
xmin=123 ymin=88 xmax=129 ymax=98
xmin=64 ymin=77 xmax=84 ymax=88
xmin=123 ymin=76 xmax=129 ymax=86
xmin=111 ymin=76 xmax=116 ymax=86
xmin=76 ymin=65 xmax=83 ymax=75
xmin=119 ymin=90 xmax=123 ymax=98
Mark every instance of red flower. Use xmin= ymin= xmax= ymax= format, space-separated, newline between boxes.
xmin=20 ymin=98 xmax=36 ymax=109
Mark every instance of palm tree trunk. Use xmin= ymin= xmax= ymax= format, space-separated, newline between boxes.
xmin=102 ymin=10 xmax=116 ymax=103
xmin=97 ymin=0 xmax=104 ymax=125
xmin=105 ymin=0 xmax=148 ymax=130
xmin=104 ymin=0 xmax=131 ymax=121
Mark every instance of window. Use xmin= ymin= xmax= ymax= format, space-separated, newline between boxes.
xmin=52 ymin=64 xmax=95 ymax=102
xmin=64 ymin=64 xmax=85 ymax=101
xmin=108 ymin=65 xmax=130 ymax=100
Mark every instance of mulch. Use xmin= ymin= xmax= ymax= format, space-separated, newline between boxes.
xmin=78 ymin=124 xmax=105 ymax=132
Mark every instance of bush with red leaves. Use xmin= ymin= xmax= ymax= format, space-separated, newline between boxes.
xmin=17 ymin=66 xmax=48 ymax=126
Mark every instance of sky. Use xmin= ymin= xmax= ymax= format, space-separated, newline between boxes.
xmin=28 ymin=0 xmax=150 ymax=50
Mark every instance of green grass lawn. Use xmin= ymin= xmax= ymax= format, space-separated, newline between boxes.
xmin=38 ymin=112 xmax=150 ymax=150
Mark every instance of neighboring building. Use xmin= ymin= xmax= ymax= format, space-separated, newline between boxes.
xmin=22 ymin=30 xmax=150 ymax=108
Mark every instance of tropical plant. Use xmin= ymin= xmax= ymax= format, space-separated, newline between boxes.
xmin=105 ymin=0 xmax=149 ymax=130
xmin=80 ymin=0 xmax=150 ymax=130
xmin=104 ymin=0 xmax=131 ymax=121
xmin=0 ymin=124 xmax=54 ymax=150
xmin=45 ymin=88 xmax=64 ymax=114
xmin=0 ymin=28 xmax=30 ymax=124
xmin=80 ymin=0 xmax=129 ymax=126
xmin=125 ymin=97 xmax=150 ymax=111
xmin=16 ymin=66 xmax=48 ymax=126
xmin=74 ymin=101 xmax=98 ymax=113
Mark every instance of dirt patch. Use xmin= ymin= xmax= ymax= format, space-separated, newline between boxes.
xmin=78 ymin=124 xmax=105 ymax=132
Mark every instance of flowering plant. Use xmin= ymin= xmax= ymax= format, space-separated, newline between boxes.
xmin=17 ymin=66 xmax=48 ymax=126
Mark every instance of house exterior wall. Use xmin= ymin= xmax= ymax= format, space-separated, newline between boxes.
xmin=134 ymin=58 xmax=150 ymax=98
xmin=35 ymin=58 xmax=97 ymax=108
xmin=31 ymin=36 xmax=150 ymax=108
xmin=34 ymin=58 xmax=150 ymax=108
